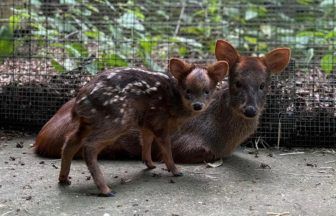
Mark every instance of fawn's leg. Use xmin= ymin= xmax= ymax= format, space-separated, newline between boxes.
xmin=140 ymin=128 xmax=156 ymax=169
xmin=82 ymin=138 xmax=115 ymax=197
xmin=59 ymin=124 xmax=88 ymax=185
xmin=156 ymin=135 xmax=182 ymax=176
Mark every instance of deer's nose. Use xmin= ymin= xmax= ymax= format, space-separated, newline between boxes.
xmin=192 ymin=102 xmax=204 ymax=111
xmin=243 ymin=106 xmax=257 ymax=118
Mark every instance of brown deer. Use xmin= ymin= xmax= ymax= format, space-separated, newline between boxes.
xmin=34 ymin=40 xmax=290 ymax=163
xmin=58 ymin=59 xmax=228 ymax=196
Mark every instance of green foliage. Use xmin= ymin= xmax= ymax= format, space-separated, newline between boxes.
xmin=2 ymin=0 xmax=335 ymax=75
xmin=0 ymin=25 xmax=14 ymax=62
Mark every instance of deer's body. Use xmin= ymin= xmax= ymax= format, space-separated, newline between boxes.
xmin=57 ymin=59 xmax=228 ymax=196
xmin=35 ymin=40 xmax=291 ymax=165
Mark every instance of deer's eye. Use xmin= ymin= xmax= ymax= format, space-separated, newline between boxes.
xmin=204 ymin=90 xmax=209 ymax=95
xmin=259 ymin=83 xmax=265 ymax=90
xmin=186 ymin=89 xmax=192 ymax=94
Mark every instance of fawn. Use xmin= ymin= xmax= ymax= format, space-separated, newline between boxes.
xmin=34 ymin=40 xmax=290 ymax=163
xmin=58 ymin=58 xmax=229 ymax=196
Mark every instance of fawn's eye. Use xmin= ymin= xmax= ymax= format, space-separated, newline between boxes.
xmin=204 ymin=90 xmax=209 ymax=95
xmin=235 ymin=81 xmax=242 ymax=88
xmin=259 ymin=83 xmax=265 ymax=90
xmin=186 ymin=89 xmax=192 ymax=94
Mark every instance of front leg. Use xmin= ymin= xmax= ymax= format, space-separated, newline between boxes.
xmin=156 ymin=135 xmax=182 ymax=176
xmin=140 ymin=128 xmax=156 ymax=169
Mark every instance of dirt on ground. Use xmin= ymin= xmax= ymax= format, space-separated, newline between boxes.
xmin=0 ymin=132 xmax=335 ymax=216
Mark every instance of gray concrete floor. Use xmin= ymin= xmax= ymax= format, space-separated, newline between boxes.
xmin=0 ymin=133 xmax=335 ymax=216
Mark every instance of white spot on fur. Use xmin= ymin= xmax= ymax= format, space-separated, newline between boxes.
xmin=77 ymin=96 xmax=87 ymax=104
xmin=123 ymin=67 xmax=169 ymax=79
xmin=103 ymin=101 xmax=109 ymax=106
xmin=105 ymin=115 xmax=110 ymax=119
xmin=107 ymin=72 xmax=116 ymax=79
xmin=90 ymin=108 xmax=96 ymax=113
xmin=90 ymin=82 xmax=104 ymax=95
xmin=146 ymin=87 xmax=158 ymax=93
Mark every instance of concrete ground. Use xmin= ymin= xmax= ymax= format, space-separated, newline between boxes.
xmin=0 ymin=132 xmax=335 ymax=216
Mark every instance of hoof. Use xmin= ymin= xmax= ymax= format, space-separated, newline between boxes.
xmin=98 ymin=191 xmax=116 ymax=197
xmin=173 ymin=172 xmax=183 ymax=177
xmin=143 ymin=161 xmax=156 ymax=169
xmin=58 ymin=179 xmax=71 ymax=186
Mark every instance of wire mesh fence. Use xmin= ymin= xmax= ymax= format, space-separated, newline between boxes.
xmin=0 ymin=0 xmax=335 ymax=146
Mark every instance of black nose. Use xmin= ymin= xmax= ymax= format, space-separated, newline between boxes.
xmin=192 ymin=103 xmax=203 ymax=111
xmin=244 ymin=106 xmax=257 ymax=118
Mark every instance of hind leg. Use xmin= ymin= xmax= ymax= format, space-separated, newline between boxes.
xmin=140 ymin=128 xmax=156 ymax=169
xmin=82 ymin=125 xmax=129 ymax=196
xmin=82 ymin=140 xmax=115 ymax=196
xmin=59 ymin=124 xmax=88 ymax=185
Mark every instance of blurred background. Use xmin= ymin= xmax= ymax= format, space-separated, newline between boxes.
xmin=0 ymin=0 xmax=335 ymax=147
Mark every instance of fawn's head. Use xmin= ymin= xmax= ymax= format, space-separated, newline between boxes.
xmin=215 ymin=40 xmax=291 ymax=119
xmin=169 ymin=58 xmax=229 ymax=113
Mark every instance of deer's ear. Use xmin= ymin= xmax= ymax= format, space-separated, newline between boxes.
xmin=169 ymin=58 xmax=192 ymax=80
xmin=207 ymin=61 xmax=229 ymax=83
xmin=215 ymin=40 xmax=240 ymax=69
xmin=262 ymin=48 xmax=291 ymax=74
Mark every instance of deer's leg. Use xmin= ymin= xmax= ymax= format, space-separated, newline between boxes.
xmin=59 ymin=124 xmax=88 ymax=185
xmin=156 ymin=134 xmax=182 ymax=176
xmin=82 ymin=139 xmax=115 ymax=197
xmin=140 ymin=128 xmax=156 ymax=169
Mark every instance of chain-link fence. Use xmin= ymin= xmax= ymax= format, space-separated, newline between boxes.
xmin=0 ymin=0 xmax=335 ymax=146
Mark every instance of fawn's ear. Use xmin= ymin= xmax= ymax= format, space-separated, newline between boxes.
xmin=262 ymin=48 xmax=291 ymax=74
xmin=215 ymin=40 xmax=240 ymax=69
xmin=207 ymin=61 xmax=229 ymax=82
xmin=169 ymin=58 xmax=192 ymax=80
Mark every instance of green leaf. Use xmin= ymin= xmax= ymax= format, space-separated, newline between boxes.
xmin=320 ymin=0 xmax=334 ymax=7
xmin=118 ymin=12 xmax=145 ymax=31
xmin=101 ymin=54 xmax=128 ymax=68
xmin=84 ymin=31 xmax=100 ymax=39
xmin=65 ymin=43 xmax=89 ymax=58
xmin=62 ymin=0 xmax=76 ymax=4
xmin=85 ymin=62 xmax=99 ymax=75
xmin=9 ymin=15 xmax=21 ymax=32
xmin=0 ymin=26 xmax=14 ymax=61
xmin=170 ymin=37 xmax=202 ymax=48
xmin=297 ymin=31 xmax=325 ymax=38
xmin=64 ymin=58 xmax=77 ymax=71
xmin=31 ymin=0 xmax=41 ymax=6
xmin=140 ymin=37 xmax=158 ymax=55
xmin=325 ymin=28 xmax=336 ymax=39
xmin=297 ymin=0 xmax=313 ymax=5
xmin=244 ymin=36 xmax=257 ymax=44
xmin=320 ymin=54 xmax=335 ymax=74
xmin=245 ymin=9 xmax=258 ymax=20
xmin=51 ymin=59 xmax=65 ymax=73
xmin=304 ymin=48 xmax=314 ymax=65
xmin=260 ymin=25 xmax=272 ymax=37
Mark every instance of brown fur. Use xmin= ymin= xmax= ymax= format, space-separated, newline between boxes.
xmin=57 ymin=59 xmax=228 ymax=196
xmin=34 ymin=40 xmax=290 ymax=165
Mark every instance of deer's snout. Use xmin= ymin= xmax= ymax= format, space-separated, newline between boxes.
xmin=192 ymin=102 xmax=204 ymax=111
xmin=243 ymin=106 xmax=257 ymax=118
